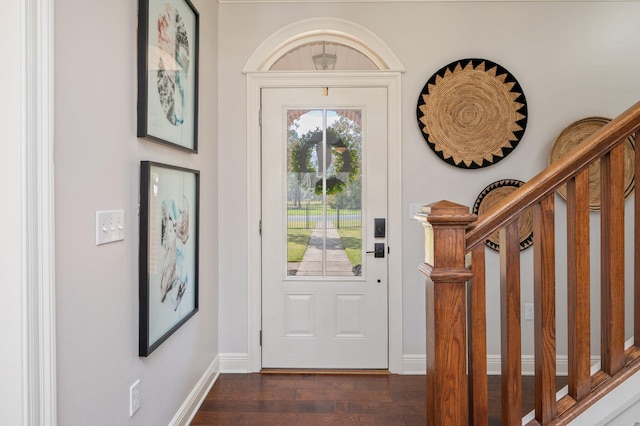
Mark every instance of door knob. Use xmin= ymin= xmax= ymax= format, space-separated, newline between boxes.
xmin=366 ymin=243 xmax=385 ymax=258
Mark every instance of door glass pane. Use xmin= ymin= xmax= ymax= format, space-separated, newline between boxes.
xmin=286 ymin=109 xmax=363 ymax=277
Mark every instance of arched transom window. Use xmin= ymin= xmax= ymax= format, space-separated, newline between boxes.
xmin=270 ymin=41 xmax=379 ymax=71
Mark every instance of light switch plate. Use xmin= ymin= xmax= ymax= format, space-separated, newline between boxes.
xmin=96 ymin=210 xmax=125 ymax=245
xmin=129 ymin=379 xmax=141 ymax=416
xmin=524 ymin=303 xmax=534 ymax=321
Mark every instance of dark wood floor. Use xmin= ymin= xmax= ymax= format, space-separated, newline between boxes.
xmin=191 ymin=372 xmax=567 ymax=425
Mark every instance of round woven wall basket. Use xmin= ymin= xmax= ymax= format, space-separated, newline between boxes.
xmin=472 ymin=179 xmax=533 ymax=251
xmin=416 ymin=58 xmax=528 ymax=169
xmin=547 ymin=116 xmax=636 ymax=212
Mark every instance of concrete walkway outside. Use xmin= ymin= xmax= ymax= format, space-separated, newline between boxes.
xmin=296 ymin=221 xmax=356 ymax=276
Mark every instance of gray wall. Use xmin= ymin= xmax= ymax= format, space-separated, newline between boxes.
xmin=54 ymin=0 xmax=219 ymax=424
xmin=218 ymin=1 xmax=640 ymax=363
xmin=6 ymin=0 xmax=638 ymax=424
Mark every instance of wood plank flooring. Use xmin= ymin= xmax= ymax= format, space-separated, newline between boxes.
xmin=191 ymin=373 xmax=567 ymax=425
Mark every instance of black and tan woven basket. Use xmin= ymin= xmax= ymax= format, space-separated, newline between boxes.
xmin=472 ymin=179 xmax=533 ymax=251
xmin=547 ymin=116 xmax=635 ymax=212
xmin=417 ymin=58 xmax=528 ymax=169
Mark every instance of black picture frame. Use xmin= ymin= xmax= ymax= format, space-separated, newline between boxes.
xmin=139 ymin=161 xmax=200 ymax=356
xmin=137 ymin=0 xmax=199 ymax=153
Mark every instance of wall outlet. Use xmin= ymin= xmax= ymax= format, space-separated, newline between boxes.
xmin=96 ymin=210 xmax=125 ymax=245
xmin=524 ymin=303 xmax=534 ymax=321
xmin=129 ymin=379 xmax=141 ymax=416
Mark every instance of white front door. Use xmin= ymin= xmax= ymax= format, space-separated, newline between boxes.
xmin=261 ymin=87 xmax=388 ymax=369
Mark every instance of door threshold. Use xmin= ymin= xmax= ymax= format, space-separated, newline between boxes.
xmin=260 ymin=369 xmax=390 ymax=375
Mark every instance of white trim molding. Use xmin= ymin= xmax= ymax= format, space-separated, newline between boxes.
xmin=169 ymin=356 xmax=220 ymax=426
xmin=244 ymin=19 xmax=404 ymax=374
xmin=402 ymin=354 xmax=602 ymax=376
xmin=22 ymin=0 xmax=57 ymax=424
xmin=487 ymin=354 xmax=600 ymax=376
xmin=243 ymin=18 xmax=405 ymax=73
xmin=588 ymin=371 xmax=640 ymax=425
xmin=246 ymin=72 xmax=404 ymax=373
xmin=219 ymin=353 xmax=250 ymax=373
xmin=402 ymin=355 xmax=428 ymax=375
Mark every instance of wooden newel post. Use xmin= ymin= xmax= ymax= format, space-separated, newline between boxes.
xmin=416 ymin=200 xmax=477 ymax=425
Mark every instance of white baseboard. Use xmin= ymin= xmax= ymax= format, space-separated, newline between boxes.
xmin=225 ymin=353 xmax=417 ymax=374
xmin=482 ymin=354 xmax=601 ymax=376
xmin=169 ymin=355 xmax=220 ymax=426
xmin=488 ymin=355 xmax=539 ymax=375
xmin=402 ymin=354 xmax=427 ymax=375
xmin=221 ymin=353 xmax=599 ymax=376
xmin=225 ymin=353 xmax=413 ymax=374
xmin=402 ymin=354 xmax=601 ymax=376
xmin=489 ymin=355 xmax=601 ymax=376
xmin=220 ymin=353 xmax=250 ymax=373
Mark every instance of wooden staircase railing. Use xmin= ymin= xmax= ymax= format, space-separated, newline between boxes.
xmin=416 ymin=101 xmax=640 ymax=425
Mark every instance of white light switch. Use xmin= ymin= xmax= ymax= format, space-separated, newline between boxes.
xmin=524 ymin=303 xmax=534 ymax=321
xmin=96 ymin=210 xmax=125 ymax=245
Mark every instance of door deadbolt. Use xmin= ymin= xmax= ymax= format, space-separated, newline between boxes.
xmin=374 ymin=218 xmax=386 ymax=238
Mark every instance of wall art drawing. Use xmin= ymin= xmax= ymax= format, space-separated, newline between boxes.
xmin=139 ymin=161 xmax=199 ymax=356
xmin=137 ymin=0 xmax=199 ymax=152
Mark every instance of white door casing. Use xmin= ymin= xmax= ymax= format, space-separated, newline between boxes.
xmin=4 ymin=0 xmax=57 ymax=423
xmin=243 ymin=15 xmax=403 ymax=375
xmin=245 ymin=72 xmax=403 ymax=373
xmin=261 ymin=87 xmax=388 ymax=369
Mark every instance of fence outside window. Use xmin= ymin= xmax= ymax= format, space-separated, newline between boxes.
xmin=287 ymin=203 xmax=361 ymax=230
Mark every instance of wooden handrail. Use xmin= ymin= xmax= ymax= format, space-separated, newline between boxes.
xmin=418 ymin=100 xmax=640 ymax=425
xmin=466 ymin=101 xmax=640 ymax=251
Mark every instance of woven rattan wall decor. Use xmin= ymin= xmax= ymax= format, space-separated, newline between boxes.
xmin=472 ymin=179 xmax=533 ymax=251
xmin=548 ymin=116 xmax=636 ymax=212
xmin=417 ymin=58 xmax=528 ymax=169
